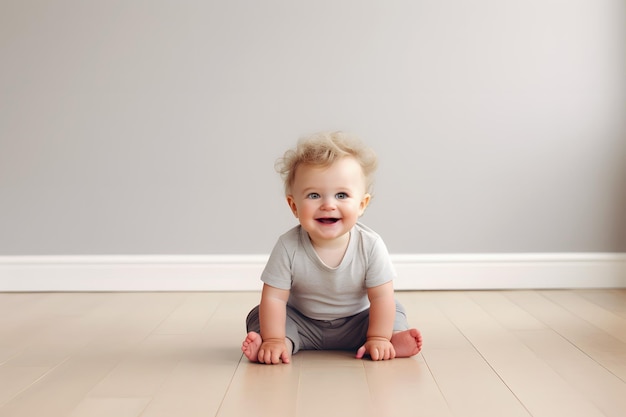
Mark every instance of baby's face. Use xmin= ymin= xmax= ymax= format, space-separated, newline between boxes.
xmin=286 ymin=157 xmax=371 ymax=246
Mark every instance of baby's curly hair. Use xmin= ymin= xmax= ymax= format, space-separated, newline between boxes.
xmin=276 ymin=131 xmax=378 ymax=195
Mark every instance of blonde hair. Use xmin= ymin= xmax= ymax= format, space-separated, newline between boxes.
xmin=276 ymin=131 xmax=378 ymax=195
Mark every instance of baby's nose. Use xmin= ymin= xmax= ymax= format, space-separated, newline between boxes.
xmin=320 ymin=197 xmax=337 ymax=210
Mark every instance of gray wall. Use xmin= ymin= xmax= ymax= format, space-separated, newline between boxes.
xmin=1 ymin=0 xmax=625 ymax=256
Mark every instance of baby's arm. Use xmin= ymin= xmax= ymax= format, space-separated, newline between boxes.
xmin=258 ymin=284 xmax=291 ymax=364
xmin=357 ymin=281 xmax=396 ymax=360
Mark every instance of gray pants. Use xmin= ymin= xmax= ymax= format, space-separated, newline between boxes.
xmin=246 ymin=300 xmax=409 ymax=354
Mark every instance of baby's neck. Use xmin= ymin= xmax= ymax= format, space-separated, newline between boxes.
xmin=311 ymin=233 xmax=350 ymax=268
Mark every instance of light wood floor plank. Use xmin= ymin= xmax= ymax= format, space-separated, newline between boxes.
xmin=577 ymin=289 xmax=626 ymax=319
xmin=0 ymin=293 xmax=141 ymax=409
xmin=364 ymin=354 xmax=453 ymax=417
xmin=438 ymin=292 xmax=606 ymax=417
xmin=217 ymin=357 xmax=301 ymax=417
xmin=396 ymin=291 xmax=469 ymax=349
xmin=465 ymin=291 xmax=547 ymax=331
xmin=405 ymin=292 xmax=531 ymax=417
xmin=297 ymin=353 xmax=374 ymax=417
xmin=84 ymin=336 xmax=182 ymax=398
xmin=152 ymin=293 xmax=221 ymax=335
xmin=505 ymin=290 xmax=626 ymax=382
xmin=68 ymin=397 xmax=151 ymax=417
xmin=1 ymin=291 xmax=625 ymax=417
xmin=515 ymin=329 xmax=626 ymax=417
xmin=0 ymin=353 xmax=119 ymax=417
xmin=141 ymin=292 xmax=254 ymax=417
xmin=470 ymin=291 xmax=626 ymax=417
xmin=141 ymin=361 xmax=239 ymax=417
xmin=540 ymin=290 xmax=626 ymax=343
xmin=399 ymin=291 xmax=531 ymax=417
xmin=0 ymin=364 xmax=53 ymax=407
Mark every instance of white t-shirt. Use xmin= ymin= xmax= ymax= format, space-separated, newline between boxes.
xmin=261 ymin=222 xmax=397 ymax=320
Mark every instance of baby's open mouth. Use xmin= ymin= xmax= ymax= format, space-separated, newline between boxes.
xmin=316 ymin=218 xmax=340 ymax=224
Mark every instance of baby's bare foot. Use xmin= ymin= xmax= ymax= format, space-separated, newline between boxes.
xmin=391 ymin=329 xmax=423 ymax=357
xmin=241 ymin=331 xmax=263 ymax=362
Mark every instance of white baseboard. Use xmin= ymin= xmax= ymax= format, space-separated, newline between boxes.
xmin=0 ymin=253 xmax=625 ymax=292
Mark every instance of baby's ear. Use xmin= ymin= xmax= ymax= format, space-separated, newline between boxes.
xmin=359 ymin=193 xmax=371 ymax=215
xmin=286 ymin=195 xmax=299 ymax=218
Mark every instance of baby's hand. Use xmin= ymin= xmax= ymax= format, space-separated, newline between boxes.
xmin=356 ymin=337 xmax=396 ymax=361
xmin=258 ymin=338 xmax=290 ymax=364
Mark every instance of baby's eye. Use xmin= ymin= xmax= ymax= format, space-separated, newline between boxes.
xmin=336 ymin=192 xmax=349 ymax=199
xmin=307 ymin=193 xmax=321 ymax=199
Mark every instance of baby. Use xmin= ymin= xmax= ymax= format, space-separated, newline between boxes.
xmin=242 ymin=131 xmax=422 ymax=364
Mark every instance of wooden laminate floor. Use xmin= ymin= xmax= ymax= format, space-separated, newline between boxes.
xmin=1 ymin=290 xmax=625 ymax=417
